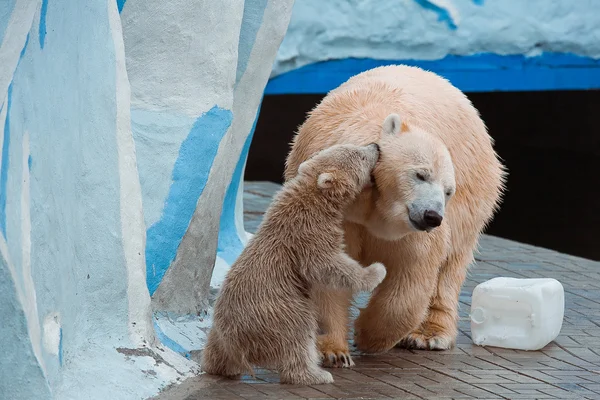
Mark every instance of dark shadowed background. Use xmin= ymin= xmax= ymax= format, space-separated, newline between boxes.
xmin=245 ymin=91 xmax=600 ymax=261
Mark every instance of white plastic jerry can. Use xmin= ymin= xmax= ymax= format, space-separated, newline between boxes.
xmin=470 ymin=277 xmax=565 ymax=351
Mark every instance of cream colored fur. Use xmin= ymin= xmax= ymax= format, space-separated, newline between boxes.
xmin=202 ymin=144 xmax=387 ymax=385
xmin=285 ymin=65 xmax=506 ymax=364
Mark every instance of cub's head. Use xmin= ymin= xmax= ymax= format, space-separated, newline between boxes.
xmin=370 ymin=113 xmax=456 ymax=238
xmin=296 ymin=143 xmax=381 ymax=201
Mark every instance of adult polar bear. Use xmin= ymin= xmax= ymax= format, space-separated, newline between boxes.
xmin=285 ymin=65 xmax=505 ymax=366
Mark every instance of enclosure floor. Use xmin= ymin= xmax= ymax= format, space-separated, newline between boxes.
xmin=155 ymin=182 xmax=600 ymax=400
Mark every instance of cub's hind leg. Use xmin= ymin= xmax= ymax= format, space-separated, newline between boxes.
xmin=278 ymin=334 xmax=334 ymax=385
xmin=201 ymin=329 xmax=251 ymax=378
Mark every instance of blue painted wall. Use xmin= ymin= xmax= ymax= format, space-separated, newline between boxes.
xmin=0 ymin=0 xmax=201 ymax=398
xmin=123 ymin=0 xmax=277 ymax=298
xmin=120 ymin=0 xmax=245 ymax=300
xmin=145 ymin=107 xmax=232 ymax=295
xmin=266 ymin=53 xmax=600 ymax=94
xmin=235 ymin=0 xmax=269 ymax=83
xmin=269 ymin=0 xmax=600 ymax=93
xmin=216 ymin=102 xmax=261 ymax=266
xmin=39 ymin=0 xmax=48 ymax=48
xmin=215 ymin=0 xmax=270 ymax=268
xmin=1 ymin=0 xmax=293 ymax=395
xmin=3 ymin=0 xmax=128 ymax=389
xmin=0 ymin=84 xmax=12 ymax=236
xmin=120 ymin=0 xmax=294 ymax=356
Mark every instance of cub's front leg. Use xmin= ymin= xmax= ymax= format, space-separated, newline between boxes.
xmin=315 ymin=253 xmax=386 ymax=293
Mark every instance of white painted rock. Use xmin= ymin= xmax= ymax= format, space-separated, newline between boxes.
xmin=470 ymin=277 xmax=565 ymax=351
xmin=0 ymin=0 xmax=294 ymax=399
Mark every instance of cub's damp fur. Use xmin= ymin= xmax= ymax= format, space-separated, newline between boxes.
xmin=202 ymin=143 xmax=387 ymax=385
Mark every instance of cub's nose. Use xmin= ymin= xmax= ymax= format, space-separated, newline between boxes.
xmin=423 ymin=210 xmax=443 ymax=228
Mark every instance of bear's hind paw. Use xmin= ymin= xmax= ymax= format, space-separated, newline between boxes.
xmin=397 ymin=331 xmax=454 ymax=351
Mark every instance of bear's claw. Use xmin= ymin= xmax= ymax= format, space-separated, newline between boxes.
xmin=318 ymin=335 xmax=355 ymax=368
xmin=320 ymin=350 xmax=355 ymax=368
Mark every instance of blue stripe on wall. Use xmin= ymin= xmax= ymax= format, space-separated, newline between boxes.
xmin=20 ymin=33 xmax=30 ymax=58
xmin=265 ymin=53 xmax=600 ymax=94
xmin=145 ymin=106 xmax=233 ymax=295
xmin=58 ymin=327 xmax=63 ymax=366
xmin=0 ymin=83 xmax=13 ymax=237
xmin=216 ymin=100 xmax=262 ymax=265
xmin=153 ymin=320 xmax=191 ymax=358
xmin=117 ymin=0 xmax=126 ymax=13
xmin=1 ymin=33 xmax=31 ymax=236
xmin=413 ymin=0 xmax=457 ymax=30
xmin=39 ymin=0 xmax=48 ymax=49
xmin=235 ymin=0 xmax=269 ymax=84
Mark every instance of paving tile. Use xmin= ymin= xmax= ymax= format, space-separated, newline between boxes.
xmin=471 ymin=383 xmax=518 ymax=395
xmin=155 ymin=181 xmax=600 ymax=400
xmin=182 ymin=388 xmax=244 ymax=400
xmin=285 ymin=385 xmax=334 ymax=399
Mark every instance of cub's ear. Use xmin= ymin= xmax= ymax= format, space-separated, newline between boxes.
xmin=297 ymin=148 xmax=323 ymax=176
xmin=297 ymin=160 xmax=310 ymax=175
xmin=382 ymin=113 xmax=402 ymax=136
xmin=317 ymin=172 xmax=336 ymax=189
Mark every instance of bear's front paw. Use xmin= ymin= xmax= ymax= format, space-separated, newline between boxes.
xmin=318 ymin=335 xmax=355 ymax=368
xmin=362 ymin=262 xmax=386 ymax=291
xmin=353 ymin=325 xmax=394 ymax=354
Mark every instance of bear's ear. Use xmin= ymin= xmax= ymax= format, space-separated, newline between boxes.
xmin=317 ymin=172 xmax=336 ymax=190
xmin=382 ymin=113 xmax=402 ymax=136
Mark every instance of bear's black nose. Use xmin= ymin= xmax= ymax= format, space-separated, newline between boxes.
xmin=423 ymin=210 xmax=443 ymax=228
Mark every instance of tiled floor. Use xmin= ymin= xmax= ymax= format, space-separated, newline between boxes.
xmin=156 ymin=182 xmax=600 ymax=400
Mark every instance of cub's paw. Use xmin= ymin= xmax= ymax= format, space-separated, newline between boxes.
xmin=362 ymin=262 xmax=386 ymax=291
xmin=281 ymin=367 xmax=334 ymax=385
xmin=318 ymin=335 xmax=355 ymax=368
xmin=310 ymin=369 xmax=334 ymax=385
xmin=397 ymin=330 xmax=454 ymax=351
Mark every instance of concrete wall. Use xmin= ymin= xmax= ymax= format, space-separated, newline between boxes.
xmin=268 ymin=0 xmax=600 ymax=93
xmin=1 ymin=0 xmax=293 ymax=398
xmin=120 ymin=0 xmax=294 ymax=357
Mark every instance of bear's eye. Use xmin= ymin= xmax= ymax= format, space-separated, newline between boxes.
xmin=416 ymin=172 xmax=427 ymax=182
xmin=446 ymin=189 xmax=453 ymax=197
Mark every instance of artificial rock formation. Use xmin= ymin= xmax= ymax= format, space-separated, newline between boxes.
xmin=0 ymin=0 xmax=293 ymax=398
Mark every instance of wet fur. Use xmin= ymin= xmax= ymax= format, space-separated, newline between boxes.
xmin=202 ymin=144 xmax=386 ymax=384
xmin=285 ymin=65 xmax=506 ymax=361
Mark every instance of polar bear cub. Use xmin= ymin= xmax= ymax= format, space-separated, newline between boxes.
xmin=201 ymin=143 xmax=387 ymax=385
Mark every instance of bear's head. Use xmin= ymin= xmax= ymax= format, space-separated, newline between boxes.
xmin=361 ymin=113 xmax=456 ymax=239
xmin=296 ymin=143 xmax=381 ymax=202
